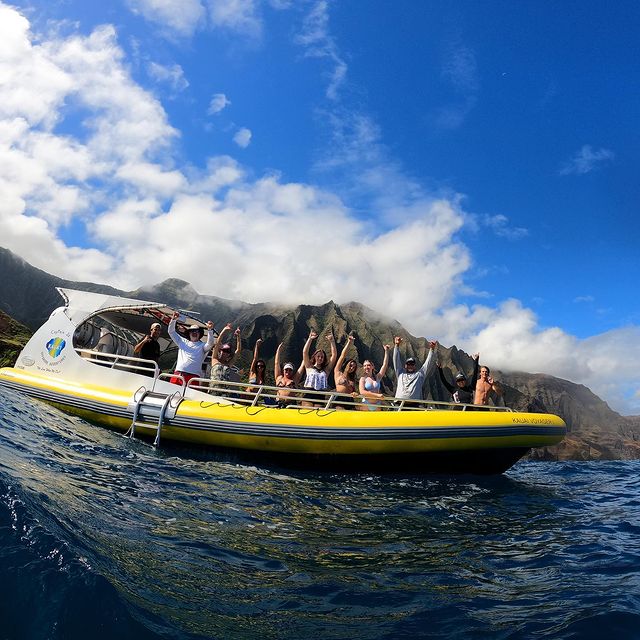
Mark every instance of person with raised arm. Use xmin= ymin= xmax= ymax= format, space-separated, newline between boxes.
xmin=437 ymin=353 xmax=480 ymax=409
xmin=210 ymin=323 xmax=242 ymax=390
xmin=392 ymin=335 xmax=438 ymax=402
xmin=334 ymin=334 xmax=359 ymax=409
xmin=301 ymin=330 xmax=337 ymax=406
xmin=246 ymin=338 xmax=267 ymax=394
xmin=359 ymin=344 xmax=391 ymax=411
xmin=274 ymin=342 xmax=302 ymax=407
xmin=474 ymin=365 xmax=503 ymax=407
xmin=168 ymin=312 xmax=215 ymax=386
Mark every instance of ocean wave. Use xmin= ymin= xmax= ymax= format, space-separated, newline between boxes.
xmin=1 ymin=389 xmax=639 ymax=639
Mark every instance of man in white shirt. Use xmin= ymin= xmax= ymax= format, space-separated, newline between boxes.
xmin=392 ymin=336 xmax=438 ymax=401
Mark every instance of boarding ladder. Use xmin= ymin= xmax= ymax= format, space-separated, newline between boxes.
xmin=126 ymin=387 xmax=182 ymax=446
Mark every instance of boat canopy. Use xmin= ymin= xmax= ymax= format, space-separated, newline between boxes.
xmin=57 ymin=288 xmax=207 ymax=334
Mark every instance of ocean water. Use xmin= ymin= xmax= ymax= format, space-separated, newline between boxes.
xmin=0 ymin=387 xmax=639 ymax=640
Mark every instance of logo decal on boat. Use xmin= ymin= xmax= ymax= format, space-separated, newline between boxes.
xmin=46 ymin=337 xmax=66 ymax=358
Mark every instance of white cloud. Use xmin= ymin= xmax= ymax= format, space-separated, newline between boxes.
xmin=442 ymin=43 xmax=478 ymax=95
xmin=268 ymin=0 xmax=292 ymax=8
xmin=0 ymin=4 xmax=177 ymax=281
xmin=126 ymin=0 xmax=205 ymax=37
xmin=208 ymin=93 xmax=231 ymax=115
xmin=574 ymin=295 xmax=595 ymax=304
xmin=233 ymin=127 xmax=252 ymax=147
xmin=206 ymin=0 xmax=263 ymax=38
xmin=295 ymin=1 xmax=347 ymax=101
xmin=148 ymin=62 xmax=189 ymax=92
xmin=126 ymin=0 xmax=263 ymax=39
xmin=559 ymin=144 xmax=615 ymax=176
xmin=482 ymin=214 xmax=528 ymax=240
xmin=115 ymin=162 xmax=186 ymax=197
xmin=434 ymin=40 xmax=479 ymax=129
xmin=0 ymin=6 xmax=73 ymax=129
xmin=440 ymin=300 xmax=640 ymax=415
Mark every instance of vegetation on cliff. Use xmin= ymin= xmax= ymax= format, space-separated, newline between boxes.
xmin=0 ymin=310 xmax=32 ymax=368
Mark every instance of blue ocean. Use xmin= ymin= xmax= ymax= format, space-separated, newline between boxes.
xmin=0 ymin=387 xmax=638 ymax=639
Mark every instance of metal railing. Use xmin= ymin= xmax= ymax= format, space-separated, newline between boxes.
xmin=76 ymin=349 xmax=512 ymax=413
xmin=182 ymin=377 xmax=512 ymax=412
xmin=76 ymin=348 xmax=160 ymax=378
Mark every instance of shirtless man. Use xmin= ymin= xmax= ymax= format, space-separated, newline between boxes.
xmin=474 ymin=365 xmax=501 ymax=406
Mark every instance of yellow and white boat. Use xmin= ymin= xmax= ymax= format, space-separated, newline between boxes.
xmin=0 ymin=288 xmax=565 ymax=473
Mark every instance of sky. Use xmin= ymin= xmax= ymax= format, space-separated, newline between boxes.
xmin=0 ymin=0 xmax=639 ymax=413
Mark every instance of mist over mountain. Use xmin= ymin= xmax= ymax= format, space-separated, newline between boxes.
xmin=1 ymin=246 xmax=638 ymax=460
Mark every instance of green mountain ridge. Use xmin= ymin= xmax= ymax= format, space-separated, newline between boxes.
xmin=1 ymin=246 xmax=639 ymax=461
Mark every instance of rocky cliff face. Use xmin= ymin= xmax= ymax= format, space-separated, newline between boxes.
xmin=1 ymin=246 xmax=639 ymax=460
xmin=497 ymin=372 xmax=640 ymax=461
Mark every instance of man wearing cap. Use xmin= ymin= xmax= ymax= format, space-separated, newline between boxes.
xmin=168 ymin=311 xmax=215 ymax=386
xmin=133 ymin=321 xmax=162 ymax=376
xmin=436 ymin=353 xmax=479 ymax=408
xmin=210 ymin=322 xmax=242 ymax=386
xmin=392 ymin=335 xmax=438 ymax=402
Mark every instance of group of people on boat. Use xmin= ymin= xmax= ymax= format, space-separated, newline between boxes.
xmin=132 ymin=313 xmax=504 ymax=409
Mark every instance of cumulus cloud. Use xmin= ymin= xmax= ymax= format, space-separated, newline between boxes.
xmin=0 ymin=3 xmax=178 ymax=281
xmin=208 ymin=93 xmax=231 ymax=115
xmin=127 ymin=0 xmax=264 ymax=39
xmin=126 ymin=0 xmax=205 ymax=37
xmin=233 ymin=127 xmax=252 ymax=147
xmin=0 ymin=4 xmax=639 ymax=415
xmin=148 ymin=62 xmax=189 ymax=92
xmin=207 ymin=0 xmax=263 ymax=38
xmin=559 ymin=144 xmax=615 ymax=176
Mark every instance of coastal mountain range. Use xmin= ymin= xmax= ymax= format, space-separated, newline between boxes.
xmin=1 ymin=246 xmax=638 ymax=460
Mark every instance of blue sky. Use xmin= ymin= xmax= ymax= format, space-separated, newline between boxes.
xmin=0 ymin=0 xmax=638 ymax=412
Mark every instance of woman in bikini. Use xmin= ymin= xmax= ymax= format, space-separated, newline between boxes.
xmin=358 ymin=344 xmax=391 ymax=410
xmin=274 ymin=342 xmax=302 ymax=407
xmin=333 ymin=334 xmax=358 ymax=409
xmin=246 ymin=338 xmax=267 ymax=394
